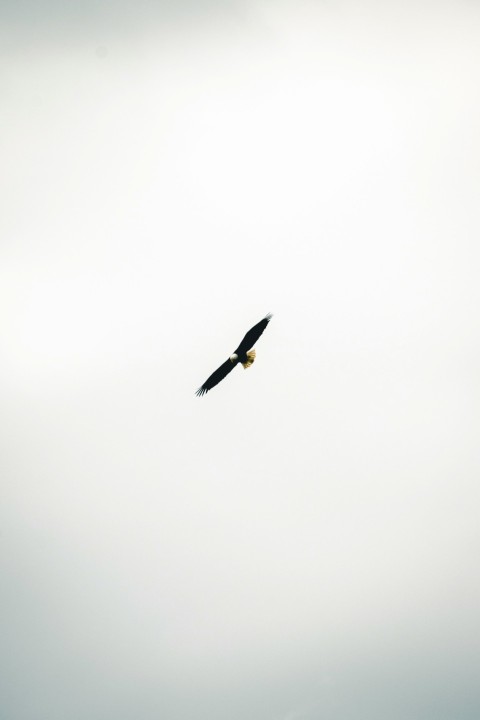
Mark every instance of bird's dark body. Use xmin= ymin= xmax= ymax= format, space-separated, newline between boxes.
xmin=196 ymin=313 xmax=272 ymax=396
xmin=236 ymin=351 xmax=249 ymax=365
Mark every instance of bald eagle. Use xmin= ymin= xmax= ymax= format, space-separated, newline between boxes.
xmin=196 ymin=313 xmax=273 ymax=396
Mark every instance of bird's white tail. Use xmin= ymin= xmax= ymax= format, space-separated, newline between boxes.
xmin=242 ymin=349 xmax=256 ymax=368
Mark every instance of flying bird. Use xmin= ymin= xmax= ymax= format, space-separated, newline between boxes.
xmin=196 ymin=313 xmax=273 ymax=396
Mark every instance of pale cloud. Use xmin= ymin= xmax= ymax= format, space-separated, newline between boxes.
xmin=1 ymin=2 xmax=480 ymax=719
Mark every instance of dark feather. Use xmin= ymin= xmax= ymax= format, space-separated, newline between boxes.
xmin=195 ymin=358 xmax=238 ymax=396
xmin=234 ymin=313 xmax=273 ymax=356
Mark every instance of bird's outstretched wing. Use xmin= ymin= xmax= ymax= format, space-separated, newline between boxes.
xmin=196 ymin=358 xmax=238 ymax=396
xmin=234 ymin=313 xmax=273 ymax=356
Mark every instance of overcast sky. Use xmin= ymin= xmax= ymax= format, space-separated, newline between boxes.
xmin=1 ymin=1 xmax=480 ymax=719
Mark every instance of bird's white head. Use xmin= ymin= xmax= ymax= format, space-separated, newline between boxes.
xmin=229 ymin=353 xmax=238 ymax=362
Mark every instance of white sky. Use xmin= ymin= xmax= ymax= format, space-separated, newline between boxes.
xmin=1 ymin=2 xmax=480 ymax=719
